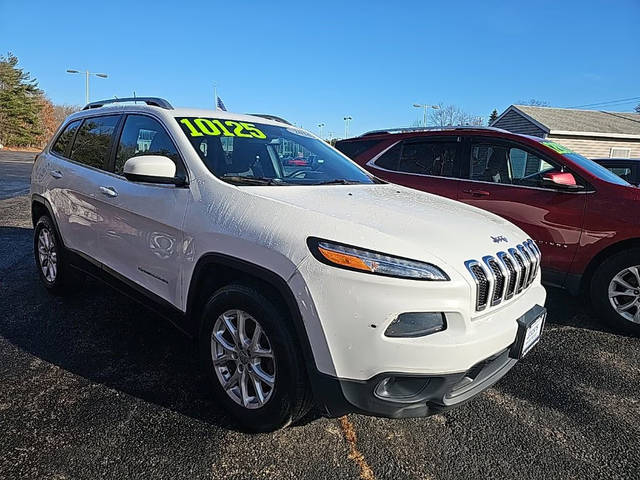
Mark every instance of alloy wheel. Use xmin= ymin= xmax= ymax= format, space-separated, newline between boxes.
xmin=608 ymin=266 xmax=640 ymax=324
xmin=38 ymin=227 xmax=58 ymax=283
xmin=210 ymin=309 xmax=276 ymax=409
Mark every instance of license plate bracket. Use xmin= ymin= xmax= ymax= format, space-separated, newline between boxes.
xmin=509 ymin=304 xmax=546 ymax=360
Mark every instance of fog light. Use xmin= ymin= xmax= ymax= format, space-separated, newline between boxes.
xmin=384 ymin=312 xmax=446 ymax=338
xmin=374 ymin=376 xmax=431 ymax=400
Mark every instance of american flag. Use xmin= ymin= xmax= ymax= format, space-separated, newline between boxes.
xmin=216 ymin=96 xmax=227 ymax=111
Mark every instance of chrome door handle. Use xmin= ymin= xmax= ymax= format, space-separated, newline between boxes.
xmin=99 ymin=186 xmax=118 ymax=198
xmin=50 ymin=170 xmax=63 ymax=179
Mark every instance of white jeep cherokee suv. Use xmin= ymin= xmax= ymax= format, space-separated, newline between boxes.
xmin=31 ymin=97 xmax=546 ymax=431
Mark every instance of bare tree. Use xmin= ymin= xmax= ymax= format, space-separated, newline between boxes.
xmin=428 ymin=103 xmax=485 ymax=127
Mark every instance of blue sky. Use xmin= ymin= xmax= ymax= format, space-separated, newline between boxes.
xmin=1 ymin=0 xmax=638 ymax=136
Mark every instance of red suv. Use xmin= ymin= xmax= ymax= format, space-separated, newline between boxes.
xmin=336 ymin=127 xmax=640 ymax=333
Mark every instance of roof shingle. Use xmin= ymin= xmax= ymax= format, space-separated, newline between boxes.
xmin=514 ymin=105 xmax=640 ymax=136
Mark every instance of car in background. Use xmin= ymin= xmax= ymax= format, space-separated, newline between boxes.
xmin=336 ymin=127 xmax=640 ymax=334
xmin=592 ymin=157 xmax=640 ymax=186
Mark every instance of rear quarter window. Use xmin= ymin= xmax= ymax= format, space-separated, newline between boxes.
xmin=51 ymin=120 xmax=81 ymax=157
xmin=335 ymin=139 xmax=381 ymax=159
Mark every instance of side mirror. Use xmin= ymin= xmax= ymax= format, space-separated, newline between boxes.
xmin=541 ymin=172 xmax=583 ymax=191
xmin=123 ymin=155 xmax=185 ymax=185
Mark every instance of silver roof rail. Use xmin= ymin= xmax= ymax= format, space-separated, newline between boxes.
xmin=359 ymin=126 xmax=510 ymax=137
xmin=82 ymin=97 xmax=174 ymax=110
xmin=247 ymin=114 xmax=292 ymax=125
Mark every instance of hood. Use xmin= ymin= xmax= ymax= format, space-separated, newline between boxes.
xmin=244 ymin=183 xmax=530 ymax=275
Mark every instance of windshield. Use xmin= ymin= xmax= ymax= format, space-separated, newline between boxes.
xmin=540 ymin=141 xmax=631 ymax=186
xmin=177 ymin=117 xmax=376 ymax=186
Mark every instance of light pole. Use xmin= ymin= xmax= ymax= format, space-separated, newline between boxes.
xmin=343 ymin=116 xmax=352 ymax=138
xmin=317 ymin=123 xmax=325 ymax=139
xmin=413 ymin=103 xmax=439 ymax=127
xmin=67 ymin=69 xmax=108 ymax=105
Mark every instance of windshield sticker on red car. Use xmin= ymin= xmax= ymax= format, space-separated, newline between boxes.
xmin=178 ymin=118 xmax=267 ymax=139
xmin=542 ymin=141 xmax=573 ymax=155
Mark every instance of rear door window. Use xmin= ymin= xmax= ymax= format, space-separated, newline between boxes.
xmin=397 ymin=140 xmax=458 ymax=177
xmin=373 ymin=139 xmax=459 ymax=177
xmin=70 ymin=115 xmax=120 ymax=170
xmin=51 ymin=120 xmax=81 ymax=157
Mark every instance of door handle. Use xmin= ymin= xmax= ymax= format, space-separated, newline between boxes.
xmin=99 ymin=186 xmax=118 ymax=198
xmin=50 ymin=170 xmax=63 ymax=179
xmin=463 ymin=189 xmax=490 ymax=197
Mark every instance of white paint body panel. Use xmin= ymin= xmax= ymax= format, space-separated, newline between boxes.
xmin=33 ymin=104 xmax=547 ymax=382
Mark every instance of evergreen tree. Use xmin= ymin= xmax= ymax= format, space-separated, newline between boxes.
xmin=489 ymin=109 xmax=499 ymax=125
xmin=0 ymin=52 xmax=43 ymax=147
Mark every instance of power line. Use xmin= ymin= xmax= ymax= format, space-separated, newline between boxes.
xmin=565 ymin=96 xmax=640 ymax=109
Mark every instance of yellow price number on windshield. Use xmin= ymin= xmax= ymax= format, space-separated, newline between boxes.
xmin=179 ymin=118 xmax=267 ymax=139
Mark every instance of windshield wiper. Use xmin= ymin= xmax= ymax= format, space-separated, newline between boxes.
xmin=221 ymin=176 xmax=288 ymax=186
xmin=314 ymin=179 xmax=364 ymax=185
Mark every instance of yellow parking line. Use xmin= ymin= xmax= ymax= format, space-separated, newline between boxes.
xmin=339 ymin=416 xmax=375 ymax=480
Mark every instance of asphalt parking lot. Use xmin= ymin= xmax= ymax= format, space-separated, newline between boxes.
xmin=1 ymin=150 xmax=639 ymax=479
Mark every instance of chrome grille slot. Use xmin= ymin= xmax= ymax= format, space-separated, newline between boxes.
xmin=497 ymin=252 xmax=517 ymax=300
xmin=518 ymin=244 xmax=534 ymax=287
xmin=467 ymin=239 xmax=540 ymax=312
xmin=525 ymin=240 xmax=540 ymax=283
xmin=465 ymin=260 xmax=490 ymax=311
xmin=509 ymin=248 xmax=526 ymax=293
xmin=484 ymin=256 xmax=506 ymax=306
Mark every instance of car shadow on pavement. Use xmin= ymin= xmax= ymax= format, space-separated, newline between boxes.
xmin=0 ymin=226 xmax=324 ymax=433
xmin=543 ymin=286 xmax=626 ymax=336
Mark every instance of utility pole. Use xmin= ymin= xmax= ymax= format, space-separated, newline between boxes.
xmin=412 ymin=103 xmax=440 ymax=127
xmin=67 ymin=69 xmax=108 ymax=104
xmin=343 ymin=116 xmax=352 ymax=138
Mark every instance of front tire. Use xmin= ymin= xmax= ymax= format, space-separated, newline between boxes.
xmin=591 ymin=248 xmax=640 ymax=335
xmin=34 ymin=215 xmax=71 ymax=295
xmin=199 ymin=284 xmax=312 ymax=432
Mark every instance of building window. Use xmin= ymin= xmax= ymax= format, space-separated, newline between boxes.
xmin=610 ymin=147 xmax=631 ymax=158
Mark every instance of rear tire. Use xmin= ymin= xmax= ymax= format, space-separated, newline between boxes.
xmin=34 ymin=215 xmax=71 ymax=295
xmin=591 ymin=248 xmax=640 ymax=335
xmin=199 ymin=283 xmax=312 ymax=432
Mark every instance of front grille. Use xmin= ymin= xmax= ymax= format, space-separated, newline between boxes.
xmin=465 ymin=239 xmax=540 ymax=312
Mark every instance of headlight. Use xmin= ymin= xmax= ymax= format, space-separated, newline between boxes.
xmin=307 ymin=238 xmax=449 ymax=281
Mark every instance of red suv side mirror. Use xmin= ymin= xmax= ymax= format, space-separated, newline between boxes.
xmin=542 ymin=172 xmax=583 ymax=190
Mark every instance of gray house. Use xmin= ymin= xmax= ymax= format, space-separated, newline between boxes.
xmin=491 ymin=105 xmax=640 ymax=158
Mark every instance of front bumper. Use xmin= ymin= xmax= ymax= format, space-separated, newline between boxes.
xmin=317 ymin=304 xmax=546 ymax=418
xmin=292 ymin=256 xmax=547 ymax=380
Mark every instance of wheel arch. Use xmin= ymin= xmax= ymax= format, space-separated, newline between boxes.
xmin=31 ymin=194 xmax=65 ymax=248
xmin=580 ymin=238 xmax=640 ymax=293
xmin=185 ymin=253 xmax=317 ymax=365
